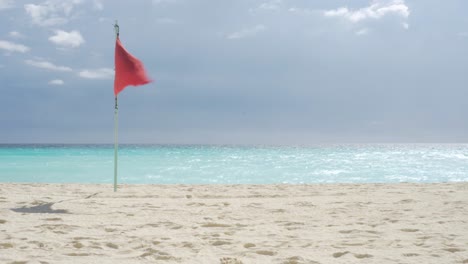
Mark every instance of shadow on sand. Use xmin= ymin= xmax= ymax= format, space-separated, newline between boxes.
xmin=11 ymin=203 xmax=69 ymax=214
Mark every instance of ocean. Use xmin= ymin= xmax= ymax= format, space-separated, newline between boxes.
xmin=0 ymin=144 xmax=467 ymax=184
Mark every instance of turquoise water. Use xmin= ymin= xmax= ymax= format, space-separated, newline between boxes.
xmin=0 ymin=144 xmax=467 ymax=184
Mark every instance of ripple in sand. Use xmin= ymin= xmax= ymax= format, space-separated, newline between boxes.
xmin=201 ymin=222 xmax=230 ymax=228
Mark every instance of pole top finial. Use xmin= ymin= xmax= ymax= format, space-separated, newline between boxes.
xmin=114 ymin=20 xmax=119 ymax=37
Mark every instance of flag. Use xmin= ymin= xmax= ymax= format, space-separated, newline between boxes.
xmin=114 ymin=37 xmax=151 ymax=95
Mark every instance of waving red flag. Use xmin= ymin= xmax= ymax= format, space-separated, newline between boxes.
xmin=114 ymin=37 xmax=151 ymax=96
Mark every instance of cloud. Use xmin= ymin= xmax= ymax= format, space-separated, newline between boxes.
xmin=78 ymin=68 xmax=113 ymax=79
xmin=92 ymin=0 xmax=103 ymax=10
xmin=25 ymin=59 xmax=72 ymax=72
xmin=9 ymin=31 xmax=25 ymax=39
xmin=249 ymin=0 xmax=282 ymax=14
xmin=49 ymin=30 xmax=85 ymax=48
xmin=258 ymin=0 xmax=282 ymax=11
xmin=227 ymin=24 xmax=266 ymax=40
xmin=0 ymin=40 xmax=30 ymax=53
xmin=356 ymin=28 xmax=369 ymax=35
xmin=24 ymin=3 xmax=66 ymax=26
xmin=49 ymin=79 xmax=64 ymax=85
xmin=0 ymin=0 xmax=13 ymax=10
xmin=288 ymin=7 xmax=315 ymax=15
xmin=324 ymin=0 xmax=409 ymax=23
xmin=24 ymin=0 xmax=85 ymax=26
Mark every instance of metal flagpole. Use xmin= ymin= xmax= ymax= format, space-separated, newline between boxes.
xmin=114 ymin=96 xmax=118 ymax=192
xmin=114 ymin=21 xmax=119 ymax=192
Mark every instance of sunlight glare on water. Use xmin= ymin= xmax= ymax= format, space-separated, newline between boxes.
xmin=0 ymin=144 xmax=467 ymax=184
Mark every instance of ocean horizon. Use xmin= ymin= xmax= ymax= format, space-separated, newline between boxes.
xmin=1 ymin=143 xmax=467 ymax=184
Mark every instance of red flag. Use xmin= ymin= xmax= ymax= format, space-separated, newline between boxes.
xmin=114 ymin=37 xmax=151 ymax=96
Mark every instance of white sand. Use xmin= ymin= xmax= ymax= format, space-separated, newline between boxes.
xmin=0 ymin=183 xmax=467 ymax=264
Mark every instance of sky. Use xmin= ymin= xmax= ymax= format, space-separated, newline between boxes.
xmin=0 ymin=0 xmax=467 ymax=144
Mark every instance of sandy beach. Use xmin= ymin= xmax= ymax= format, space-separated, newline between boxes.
xmin=0 ymin=183 xmax=467 ymax=264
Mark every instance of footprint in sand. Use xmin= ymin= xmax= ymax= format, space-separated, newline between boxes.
xmin=39 ymin=224 xmax=76 ymax=234
xmin=106 ymin=242 xmax=119 ymax=249
xmin=66 ymin=253 xmax=90 ymax=256
xmin=398 ymin=199 xmax=417 ymax=204
xmin=181 ymin=242 xmax=194 ymax=248
xmin=73 ymin=241 xmax=84 ymax=249
xmin=281 ymin=256 xmax=320 ymax=264
xmin=400 ymin=228 xmax=419 ymax=232
xmin=220 ymin=257 xmax=243 ymax=264
xmin=294 ymin=201 xmax=315 ymax=207
xmin=140 ymin=248 xmax=176 ymax=261
xmin=338 ymin=229 xmax=356 ymax=234
xmin=341 ymin=242 xmax=367 ymax=247
xmin=44 ymin=217 xmax=62 ymax=221
xmin=0 ymin=243 xmax=13 ymax=249
xmin=244 ymin=243 xmax=255 ymax=248
xmin=354 ymin=253 xmax=373 ymax=259
xmin=28 ymin=241 xmax=46 ymax=249
xmin=256 ymin=250 xmax=276 ymax=256
xmin=283 ymin=222 xmax=305 ymax=230
xmin=212 ymin=240 xmax=232 ymax=246
xmin=224 ymin=231 xmax=236 ymax=236
xmin=270 ymin=209 xmax=286 ymax=213
xmin=332 ymin=251 xmax=349 ymax=258
xmin=443 ymin=248 xmax=464 ymax=253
